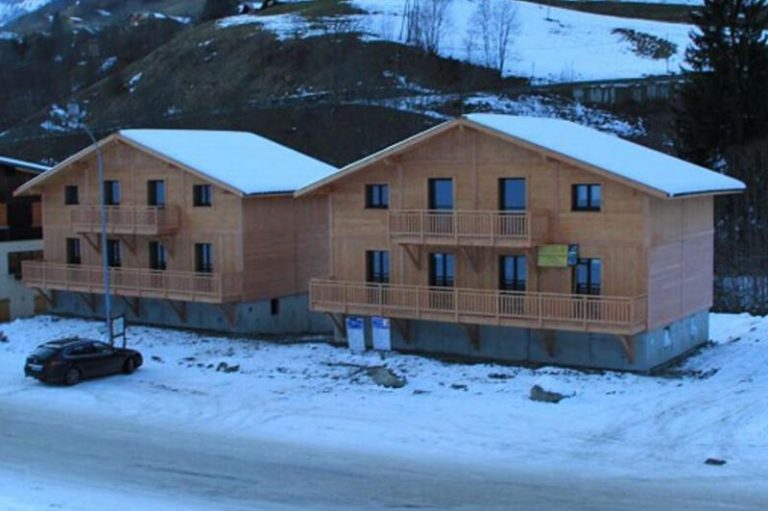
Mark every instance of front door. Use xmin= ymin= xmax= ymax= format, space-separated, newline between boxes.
xmin=429 ymin=252 xmax=455 ymax=311
xmin=574 ymin=258 xmax=602 ymax=320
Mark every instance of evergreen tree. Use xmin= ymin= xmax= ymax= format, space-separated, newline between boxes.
xmin=677 ymin=0 xmax=768 ymax=165
xmin=201 ymin=0 xmax=240 ymax=22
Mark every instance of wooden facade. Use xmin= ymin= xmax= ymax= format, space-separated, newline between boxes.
xmin=300 ymin=120 xmax=725 ymax=342
xmin=18 ymin=136 xmax=328 ymax=307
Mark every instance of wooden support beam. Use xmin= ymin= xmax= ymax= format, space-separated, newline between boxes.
xmin=534 ymin=329 xmax=556 ymax=357
xmin=461 ymin=323 xmax=480 ymax=350
xmin=217 ymin=303 xmax=238 ymax=329
xmin=460 ymin=246 xmax=481 ymax=273
xmin=168 ymin=301 xmax=187 ymax=323
xmin=120 ymin=296 xmax=140 ymax=317
xmin=391 ymin=318 xmax=411 ymax=345
xmin=76 ymin=293 xmax=96 ymax=313
xmin=119 ymin=235 xmax=137 ymax=255
xmin=326 ymin=313 xmax=346 ymax=337
xmin=618 ymin=335 xmax=635 ymax=364
xmin=82 ymin=233 xmax=100 ymax=252
xmin=34 ymin=288 xmax=55 ymax=308
xmin=403 ymin=244 xmax=422 ymax=270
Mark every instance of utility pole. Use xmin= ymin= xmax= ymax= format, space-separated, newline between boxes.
xmin=66 ymin=104 xmax=114 ymax=345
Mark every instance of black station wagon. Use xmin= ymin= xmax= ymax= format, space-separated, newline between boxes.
xmin=24 ymin=338 xmax=143 ymax=385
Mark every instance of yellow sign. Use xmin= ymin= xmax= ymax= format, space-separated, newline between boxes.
xmin=538 ymin=245 xmax=570 ymax=268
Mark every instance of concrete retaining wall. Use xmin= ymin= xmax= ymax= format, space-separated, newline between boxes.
xmin=51 ymin=291 xmax=332 ymax=336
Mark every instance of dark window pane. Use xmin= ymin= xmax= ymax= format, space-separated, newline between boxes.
xmin=148 ymin=180 xmax=166 ymax=207
xmin=430 ymin=252 xmax=455 ymax=287
xmin=66 ymin=238 xmax=81 ymax=265
xmin=572 ymin=184 xmax=602 ymax=211
xmin=500 ymin=255 xmax=527 ymax=291
xmin=107 ymin=240 xmax=121 ymax=267
xmin=195 ymin=243 xmax=213 ymax=273
xmin=500 ymin=179 xmax=526 ymax=211
xmin=8 ymin=250 xmax=42 ymax=279
xmin=65 ymin=185 xmax=79 ymax=205
xmin=429 ymin=179 xmax=454 ymax=210
xmin=366 ymin=250 xmax=390 ymax=283
xmin=574 ymin=258 xmax=601 ymax=295
xmin=104 ymin=181 xmax=120 ymax=206
xmin=591 ymin=185 xmax=602 ymax=209
xmin=365 ymin=184 xmax=389 ymax=209
xmin=270 ymin=298 xmax=280 ymax=316
xmin=149 ymin=241 xmax=167 ymax=270
xmin=193 ymin=185 xmax=212 ymax=207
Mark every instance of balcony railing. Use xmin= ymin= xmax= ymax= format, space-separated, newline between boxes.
xmin=389 ymin=210 xmax=548 ymax=247
xmin=23 ymin=262 xmax=242 ymax=303
xmin=310 ymin=279 xmax=647 ymax=335
xmin=70 ymin=205 xmax=181 ymax=235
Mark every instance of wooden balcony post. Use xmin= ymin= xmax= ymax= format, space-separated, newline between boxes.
xmin=454 ymin=287 xmax=459 ymax=321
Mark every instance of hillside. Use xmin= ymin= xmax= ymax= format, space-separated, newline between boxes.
xmin=0 ymin=0 xmax=691 ymax=166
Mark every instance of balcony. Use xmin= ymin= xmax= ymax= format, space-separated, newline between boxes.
xmin=23 ymin=262 xmax=243 ymax=304
xmin=310 ymin=279 xmax=647 ymax=335
xmin=389 ymin=210 xmax=548 ymax=247
xmin=70 ymin=206 xmax=181 ymax=236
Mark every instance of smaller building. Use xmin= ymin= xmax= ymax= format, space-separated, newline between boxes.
xmin=0 ymin=156 xmax=49 ymax=321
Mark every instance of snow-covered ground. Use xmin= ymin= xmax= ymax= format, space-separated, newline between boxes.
xmin=221 ymin=0 xmax=695 ymax=82
xmin=1 ymin=313 xmax=767 ymax=481
xmin=0 ymin=0 xmax=52 ymax=27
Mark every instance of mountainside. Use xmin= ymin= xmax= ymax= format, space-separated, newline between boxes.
xmin=0 ymin=0 xmax=694 ymax=166
xmin=0 ymin=0 xmax=55 ymax=27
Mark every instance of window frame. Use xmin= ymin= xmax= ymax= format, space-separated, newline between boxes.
xmin=429 ymin=252 xmax=456 ymax=287
xmin=195 ymin=243 xmax=213 ymax=273
xmin=364 ymin=184 xmax=389 ymax=209
xmin=193 ymin=184 xmax=213 ymax=207
xmin=106 ymin=239 xmax=122 ymax=268
xmin=571 ymin=184 xmax=602 ymax=212
xmin=64 ymin=185 xmax=79 ymax=205
xmin=499 ymin=178 xmax=527 ymax=212
xmin=148 ymin=241 xmax=167 ymax=271
xmin=147 ymin=180 xmax=166 ymax=207
xmin=499 ymin=255 xmax=527 ymax=292
xmin=104 ymin=180 xmax=121 ymax=206
xmin=573 ymin=258 xmax=602 ymax=296
xmin=66 ymin=238 xmax=82 ymax=265
xmin=428 ymin=178 xmax=454 ymax=211
xmin=366 ymin=250 xmax=390 ymax=284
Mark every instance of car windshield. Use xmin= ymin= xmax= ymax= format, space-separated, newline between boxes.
xmin=31 ymin=347 xmax=57 ymax=359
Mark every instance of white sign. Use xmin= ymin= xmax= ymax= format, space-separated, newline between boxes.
xmin=371 ymin=317 xmax=391 ymax=351
xmin=346 ymin=317 xmax=366 ymax=353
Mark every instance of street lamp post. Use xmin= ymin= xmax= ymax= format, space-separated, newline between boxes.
xmin=66 ymin=105 xmax=113 ymax=345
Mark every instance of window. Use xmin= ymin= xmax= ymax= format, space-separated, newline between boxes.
xmin=8 ymin=250 xmax=42 ymax=279
xmin=270 ymin=298 xmax=280 ymax=316
xmin=365 ymin=184 xmax=389 ymax=209
xmin=193 ymin=184 xmax=212 ymax=207
xmin=366 ymin=250 xmax=390 ymax=283
xmin=147 ymin=180 xmax=166 ymax=207
xmin=574 ymin=258 xmax=602 ymax=296
xmin=65 ymin=185 xmax=79 ymax=205
xmin=148 ymin=241 xmax=167 ymax=270
xmin=106 ymin=239 xmax=121 ymax=268
xmin=428 ymin=178 xmax=454 ymax=210
xmin=195 ymin=243 xmax=213 ymax=273
xmin=499 ymin=178 xmax=526 ymax=211
xmin=66 ymin=238 xmax=81 ymax=265
xmin=572 ymin=184 xmax=601 ymax=212
xmin=429 ymin=252 xmax=455 ymax=287
xmin=499 ymin=255 xmax=527 ymax=292
xmin=104 ymin=181 xmax=120 ymax=206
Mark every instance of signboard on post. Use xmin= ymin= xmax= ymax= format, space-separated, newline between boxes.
xmin=346 ymin=317 xmax=366 ymax=353
xmin=538 ymin=244 xmax=579 ymax=268
xmin=371 ymin=317 xmax=391 ymax=352
xmin=110 ymin=314 xmax=126 ymax=348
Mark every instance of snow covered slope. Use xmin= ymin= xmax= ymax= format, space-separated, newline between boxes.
xmin=0 ymin=0 xmax=55 ymax=27
xmin=1 ymin=313 xmax=767 ymax=480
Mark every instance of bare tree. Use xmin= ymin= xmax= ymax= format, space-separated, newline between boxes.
xmin=468 ymin=0 xmax=518 ymax=76
xmin=401 ymin=0 xmax=453 ymax=55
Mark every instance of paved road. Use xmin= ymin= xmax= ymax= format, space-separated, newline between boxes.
xmin=0 ymin=400 xmax=764 ymax=510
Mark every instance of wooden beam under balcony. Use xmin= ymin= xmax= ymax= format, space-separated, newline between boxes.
xmin=388 ymin=210 xmax=548 ymax=248
xmin=21 ymin=261 xmax=243 ymax=305
xmin=309 ymin=279 xmax=647 ymax=337
xmin=70 ymin=205 xmax=181 ymax=236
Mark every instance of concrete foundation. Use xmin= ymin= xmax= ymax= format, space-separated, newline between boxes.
xmin=343 ymin=309 xmax=710 ymax=372
xmin=51 ymin=291 xmax=332 ymax=336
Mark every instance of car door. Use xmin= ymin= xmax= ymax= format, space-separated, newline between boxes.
xmin=64 ymin=343 xmax=101 ymax=379
xmin=91 ymin=342 xmax=123 ymax=375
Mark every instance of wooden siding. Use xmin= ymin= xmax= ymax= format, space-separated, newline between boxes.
xmin=321 ymin=124 xmax=718 ymax=333
xmin=646 ymin=196 xmax=713 ymax=330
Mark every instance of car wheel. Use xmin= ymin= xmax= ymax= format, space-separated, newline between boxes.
xmin=123 ymin=357 xmax=136 ymax=375
xmin=64 ymin=367 xmax=81 ymax=386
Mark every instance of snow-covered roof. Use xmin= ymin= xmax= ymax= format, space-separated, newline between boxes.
xmin=119 ymin=129 xmax=337 ymax=195
xmin=0 ymin=156 xmax=49 ymax=173
xmin=464 ymin=114 xmax=745 ymax=198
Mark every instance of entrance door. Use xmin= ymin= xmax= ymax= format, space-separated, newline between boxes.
xmin=574 ymin=258 xmax=602 ymax=320
xmin=429 ymin=252 xmax=455 ymax=311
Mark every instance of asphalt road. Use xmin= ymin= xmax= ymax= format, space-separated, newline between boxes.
xmin=0 ymin=400 xmax=764 ymax=511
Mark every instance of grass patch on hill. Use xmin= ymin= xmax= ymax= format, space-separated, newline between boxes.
xmin=523 ymin=0 xmax=698 ymax=24
xmin=258 ymin=0 xmax=364 ymax=19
